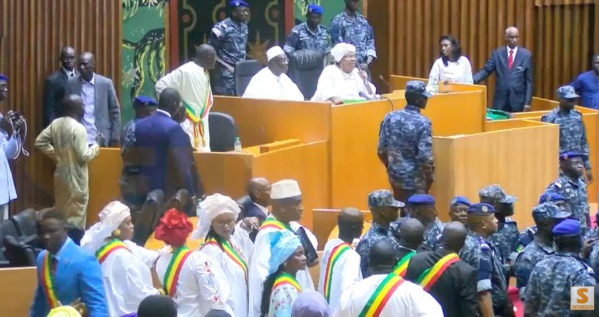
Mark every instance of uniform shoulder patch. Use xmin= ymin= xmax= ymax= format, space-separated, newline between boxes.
xmin=211 ymin=27 xmax=222 ymax=38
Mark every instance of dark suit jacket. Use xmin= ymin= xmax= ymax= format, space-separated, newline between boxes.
xmin=238 ymin=195 xmax=268 ymax=241
xmin=42 ymin=70 xmax=73 ymax=127
xmin=473 ymin=46 xmax=533 ymax=112
xmin=65 ymin=74 xmax=121 ymax=146
xmin=133 ymin=111 xmax=203 ymax=200
xmin=405 ymin=249 xmax=479 ymax=317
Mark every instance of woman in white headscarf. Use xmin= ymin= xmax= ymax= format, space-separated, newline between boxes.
xmin=196 ymin=193 xmax=255 ymax=317
xmin=80 ymin=201 xmax=163 ymax=317
xmin=311 ymin=43 xmax=377 ymax=104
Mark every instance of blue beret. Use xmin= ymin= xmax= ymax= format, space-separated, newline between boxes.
xmin=407 ymin=194 xmax=435 ymax=206
xmin=468 ymin=203 xmax=495 ymax=214
xmin=307 ymin=4 xmax=323 ymax=15
xmin=559 ymin=151 xmax=586 ymax=161
xmin=552 ymin=218 xmax=581 ymax=236
xmin=556 ymin=85 xmax=579 ymax=99
xmin=230 ymin=0 xmax=249 ymax=8
xmin=133 ymin=96 xmax=158 ymax=107
xmin=538 ymin=192 xmax=565 ymax=204
xmin=0 ymin=74 xmax=7 ymax=81
xmin=450 ymin=196 xmax=471 ymax=207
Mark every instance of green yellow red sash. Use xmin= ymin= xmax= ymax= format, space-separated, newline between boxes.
xmin=272 ymin=272 xmax=302 ymax=294
xmin=260 ymin=216 xmax=292 ymax=231
xmin=163 ymin=246 xmax=193 ymax=297
xmin=358 ymin=273 xmax=405 ymax=317
xmin=416 ymin=253 xmax=459 ymax=291
xmin=392 ymin=250 xmax=416 ymax=277
xmin=95 ymin=239 xmax=129 ymax=264
xmin=184 ymin=72 xmax=213 ymax=148
xmin=204 ymin=237 xmax=248 ymax=280
xmin=41 ymin=252 xmax=60 ymax=308
xmin=323 ymin=242 xmax=351 ymax=302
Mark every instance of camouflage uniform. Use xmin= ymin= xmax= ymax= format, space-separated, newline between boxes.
xmin=420 ymin=218 xmax=444 ymax=252
xmin=208 ymin=17 xmax=248 ymax=96
xmin=378 ymin=81 xmax=433 ymax=192
xmin=330 ymin=11 xmax=377 ymax=65
xmin=516 ymin=193 xmax=569 ymax=252
xmin=541 ymin=86 xmax=591 ymax=170
xmin=356 ymin=190 xmax=404 ymax=278
xmin=589 ymin=243 xmax=599 ymax=281
xmin=284 ymin=23 xmax=331 ymax=55
xmin=545 ymin=175 xmax=590 ymax=234
xmin=480 ymin=185 xmax=519 ymax=265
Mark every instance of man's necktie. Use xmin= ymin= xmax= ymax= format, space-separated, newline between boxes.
xmin=508 ymin=50 xmax=514 ymax=70
xmin=51 ymin=256 xmax=58 ymax=275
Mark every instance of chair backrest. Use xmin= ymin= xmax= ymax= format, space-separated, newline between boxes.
xmin=235 ymin=60 xmax=262 ymax=96
xmin=3 ymin=236 xmax=36 ymax=267
xmin=208 ymin=112 xmax=238 ymax=152
xmin=10 ymin=209 xmax=38 ymax=237
xmin=288 ymin=49 xmax=325 ymax=100
xmin=131 ymin=189 xmax=165 ymax=246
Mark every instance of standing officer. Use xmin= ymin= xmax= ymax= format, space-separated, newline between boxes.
xmin=480 ymin=185 xmax=519 ymax=266
xmin=459 ymin=203 xmax=508 ymax=317
xmin=545 ymin=151 xmax=591 ymax=234
xmin=208 ymin=0 xmax=249 ymax=96
xmin=378 ymin=81 xmax=434 ymax=202
xmin=448 ymin=196 xmax=471 ymax=225
xmin=525 ymin=219 xmax=596 ymax=316
xmin=541 ymin=85 xmax=592 ymax=181
xmin=330 ymin=0 xmax=377 ymax=71
xmin=515 ymin=192 xmax=569 ymax=252
xmin=283 ymin=4 xmax=331 ymax=55
xmin=513 ymin=202 xmax=571 ymax=299
xmin=407 ymin=194 xmax=444 ymax=251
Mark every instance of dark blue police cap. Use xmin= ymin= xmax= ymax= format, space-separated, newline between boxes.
xmin=538 ymin=192 xmax=566 ymax=204
xmin=0 ymin=74 xmax=7 ymax=81
xmin=230 ymin=0 xmax=249 ymax=8
xmin=559 ymin=151 xmax=587 ymax=161
xmin=450 ymin=196 xmax=471 ymax=207
xmin=133 ymin=96 xmax=158 ymax=107
xmin=407 ymin=194 xmax=435 ymax=206
xmin=307 ymin=4 xmax=323 ymax=15
xmin=468 ymin=203 xmax=495 ymax=214
xmin=552 ymin=218 xmax=581 ymax=236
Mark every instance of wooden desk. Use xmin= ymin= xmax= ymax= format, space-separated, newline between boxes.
xmin=0 ymin=267 xmax=37 ymax=316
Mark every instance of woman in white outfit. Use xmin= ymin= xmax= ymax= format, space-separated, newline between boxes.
xmin=426 ymin=35 xmax=473 ymax=93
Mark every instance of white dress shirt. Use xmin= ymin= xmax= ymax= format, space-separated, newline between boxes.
xmin=242 ymin=67 xmax=305 ymax=101
xmin=311 ymin=65 xmax=376 ymax=102
xmin=426 ymin=56 xmax=473 ymax=92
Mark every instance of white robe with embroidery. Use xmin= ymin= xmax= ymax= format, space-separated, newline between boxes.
xmin=242 ymin=68 xmax=304 ymax=101
xmin=336 ymin=274 xmax=444 ymax=317
xmin=311 ymin=65 xmax=376 ymax=102
xmin=155 ymin=61 xmax=212 ymax=152
xmin=317 ymin=239 xmax=362 ymax=314
xmin=247 ymin=221 xmax=318 ymax=317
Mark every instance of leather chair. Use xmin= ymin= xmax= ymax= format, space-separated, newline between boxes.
xmin=288 ymin=49 xmax=326 ymax=100
xmin=3 ymin=235 xmax=36 ymax=267
xmin=166 ymin=188 xmax=193 ymax=216
xmin=131 ymin=190 xmax=165 ymax=246
xmin=208 ymin=112 xmax=238 ymax=152
xmin=235 ymin=60 xmax=262 ymax=96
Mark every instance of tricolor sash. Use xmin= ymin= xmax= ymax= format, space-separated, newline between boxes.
xmin=416 ymin=253 xmax=460 ymax=291
xmin=358 ymin=273 xmax=405 ymax=317
xmin=323 ymin=242 xmax=351 ymax=302
xmin=392 ymin=250 xmax=416 ymax=277
xmin=272 ymin=272 xmax=302 ymax=294
xmin=184 ymin=72 xmax=213 ymax=148
xmin=163 ymin=246 xmax=193 ymax=297
xmin=204 ymin=237 xmax=248 ymax=280
xmin=41 ymin=252 xmax=60 ymax=308
xmin=95 ymin=239 xmax=129 ymax=264
xmin=260 ymin=216 xmax=292 ymax=231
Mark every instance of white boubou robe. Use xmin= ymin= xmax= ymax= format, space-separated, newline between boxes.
xmin=311 ymin=65 xmax=376 ymax=102
xmin=242 ymin=67 xmax=305 ymax=101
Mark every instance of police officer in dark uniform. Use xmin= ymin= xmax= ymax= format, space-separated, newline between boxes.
xmin=330 ymin=0 xmax=377 ymax=70
xmin=448 ymin=196 xmax=471 ymax=225
xmin=283 ymin=4 xmax=331 ymax=55
xmin=480 ymin=185 xmax=519 ymax=266
xmin=407 ymin=194 xmax=444 ymax=251
xmin=405 ymin=221 xmax=478 ymax=317
xmin=208 ymin=0 xmax=249 ymax=96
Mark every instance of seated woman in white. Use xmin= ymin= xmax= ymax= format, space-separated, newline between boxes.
xmin=80 ymin=201 xmax=163 ymax=317
xmin=311 ymin=43 xmax=377 ymax=104
xmin=426 ymin=35 xmax=473 ymax=93
xmin=196 ymin=194 xmax=255 ymax=317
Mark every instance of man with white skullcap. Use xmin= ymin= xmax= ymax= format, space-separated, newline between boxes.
xmin=242 ymin=46 xmax=305 ymax=101
xmin=248 ymin=179 xmax=318 ymax=317
xmin=311 ymin=42 xmax=376 ymax=103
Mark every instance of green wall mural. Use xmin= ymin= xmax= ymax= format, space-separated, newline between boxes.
xmin=293 ymin=0 xmax=360 ymax=27
xmin=121 ymin=0 xmax=168 ymax=124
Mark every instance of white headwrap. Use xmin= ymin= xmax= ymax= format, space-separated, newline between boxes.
xmin=266 ymin=46 xmax=286 ymax=62
xmin=191 ymin=193 xmax=241 ymax=240
xmin=330 ymin=43 xmax=356 ymax=63
xmin=80 ymin=201 xmax=131 ymax=252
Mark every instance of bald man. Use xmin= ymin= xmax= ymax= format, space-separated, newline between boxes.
xmin=156 ymin=44 xmax=217 ymax=152
xmin=405 ymin=222 xmax=478 ymax=317
xmin=43 ymin=46 xmax=77 ymax=127
xmin=336 ymin=239 xmax=443 ymax=317
xmin=318 ymin=207 xmax=364 ymax=313
xmin=391 ymin=219 xmax=424 ymax=277
xmin=238 ymin=177 xmax=271 ymax=241
xmin=473 ymin=26 xmax=533 ymax=112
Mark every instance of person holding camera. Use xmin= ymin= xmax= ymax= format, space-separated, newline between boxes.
xmin=0 ymin=74 xmax=25 ymax=220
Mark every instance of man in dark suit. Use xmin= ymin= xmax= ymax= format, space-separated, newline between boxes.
xmin=65 ymin=52 xmax=121 ymax=147
xmin=43 ymin=46 xmax=77 ymax=128
xmin=133 ymin=88 xmax=204 ymax=210
xmin=405 ymin=221 xmax=479 ymax=317
xmin=237 ymin=177 xmax=271 ymax=241
xmin=473 ymin=27 xmax=534 ymax=112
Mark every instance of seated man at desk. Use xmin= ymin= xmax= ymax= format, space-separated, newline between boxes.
xmin=242 ymin=46 xmax=304 ymax=101
xmin=311 ymin=43 xmax=377 ymax=104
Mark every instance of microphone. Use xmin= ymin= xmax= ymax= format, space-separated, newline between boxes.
xmin=378 ymin=75 xmax=394 ymax=92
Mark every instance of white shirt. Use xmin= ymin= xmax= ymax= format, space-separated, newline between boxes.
xmin=336 ymin=274 xmax=444 ymax=317
xmin=426 ymin=56 xmax=473 ymax=92
xmin=242 ymin=67 xmax=304 ymax=101
xmin=248 ymin=221 xmax=318 ymax=317
xmin=507 ymin=46 xmax=518 ymax=59
xmin=317 ymin=239 xmax=362 ymax=314
xmin=99 ymin=241 xmax=161 ymax=317
xmin=156 ymin=250 xmax=233 ymax=317
xmin=80 ymin=75 xmax=97 ymax=144
xmin=62 ymin=68 xmax=76 ymax=78
xmin=0 ymin=119 xmax=19 ymax=206
xmin=311 ymin=65 xmax=376 ymax=102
